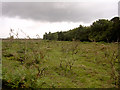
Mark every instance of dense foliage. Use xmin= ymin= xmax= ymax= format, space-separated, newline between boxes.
xmin=43 ymin=17 xmax=120 ymax=42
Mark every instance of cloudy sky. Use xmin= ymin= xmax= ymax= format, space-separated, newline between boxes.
xmin=0 ymin=0 xmax=119 ymax=38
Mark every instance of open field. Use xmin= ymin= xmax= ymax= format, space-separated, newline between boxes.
xmin=2 ymin=39 xmax=119 ymax=88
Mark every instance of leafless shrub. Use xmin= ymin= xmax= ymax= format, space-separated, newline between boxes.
xmin=8 ymin=28 xmax=47 ymax=79
xmin=104 ymin=47 xmax=119 ymax=88
xmin=35 ymin=64 xmax=46 ymax=78
xmin=60 ymin=41 xmax=79 ymax=71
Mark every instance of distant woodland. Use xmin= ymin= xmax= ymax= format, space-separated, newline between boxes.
xmin=43 ymin=17 xmax=120 ymax=42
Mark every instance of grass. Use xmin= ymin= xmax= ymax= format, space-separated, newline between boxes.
xmin=2 ymin=39 xmax=119 ymax=88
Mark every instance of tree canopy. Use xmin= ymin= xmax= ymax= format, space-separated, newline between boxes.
xmin=43 ymin=17 xmax=120 ymax=42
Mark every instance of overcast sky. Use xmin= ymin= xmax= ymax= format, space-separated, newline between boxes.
xmin=0 ymin=0 xmax=119 ymax=38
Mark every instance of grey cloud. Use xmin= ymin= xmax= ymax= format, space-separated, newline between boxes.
xmin=118 ymin=1 xmax=120 ymax=17
xmin=2 ymin=2 xmax=117 ymax=23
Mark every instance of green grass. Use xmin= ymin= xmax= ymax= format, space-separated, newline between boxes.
xmin=2 ymin=39 xmax=119 ymax=88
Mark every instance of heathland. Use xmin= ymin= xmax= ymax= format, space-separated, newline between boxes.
xmin=2 ymin=39 xmax=119 ymax=88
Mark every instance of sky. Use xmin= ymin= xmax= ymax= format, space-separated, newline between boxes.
xmin=118 ymin=1 xmax=120 ymax=17
xmin=0 ymin=0 xmax=119 ymax=39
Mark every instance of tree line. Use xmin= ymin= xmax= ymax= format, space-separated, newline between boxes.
xmin=43 ymin=17 xmax=120 ymax=42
